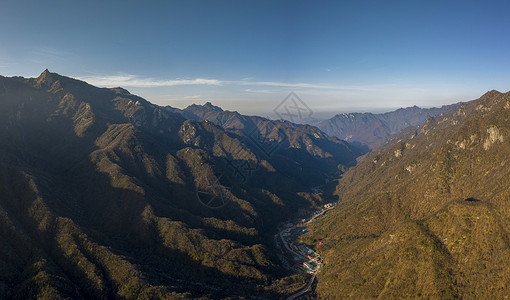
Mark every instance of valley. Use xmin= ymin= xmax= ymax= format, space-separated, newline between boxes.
xmin=3 ymin=2 xmax=510 ymax=299
xmin=0 ymin=70 xmax=359 ymax=299
xmin=1 ymin=70 xmax=510 ymax=299
xmin=275 ymin=202 xmax=337 ymax=299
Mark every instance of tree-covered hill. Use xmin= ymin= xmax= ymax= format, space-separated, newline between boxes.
xmin=0 ymin=70 xmax=361 ymax=299
xmin=305 ymin=90 xmax=510 ymax=298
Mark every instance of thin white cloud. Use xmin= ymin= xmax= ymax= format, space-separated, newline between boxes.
xmin=244 ymin=88 xmax=273 ymax=93
xmin=77 ymin=74 xmax=222 ymax=87
xmin=235 ymin=80 xmax=375 ymax=91
xmin=32 ymin=47 xmax=67 ymax=57
xmin=183 ymin=95 xmax=203 ymax=99
xmin=0 ymin=59 xmax=17 ymax=69
xmin=76 ymin=73 xmax=382 ymax=92
xmin=0 ymin=58 xmax=18 ymax=72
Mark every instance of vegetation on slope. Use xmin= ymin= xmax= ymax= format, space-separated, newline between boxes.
xmin=306 ymin=90 xmax=510 ymax=298
xmin=0 ymin=70 xmax=361 ymax=298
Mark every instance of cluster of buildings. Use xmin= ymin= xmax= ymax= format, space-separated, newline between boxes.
xmin=280 ymin=207 xmax=331 ymax=274
xmin=291 ymin=243 xmax=320 ymax=273
xmin=297 ymin=244 xmax=319 ymax=258
xmin=296 ymin=260 xmax=317 ymax=274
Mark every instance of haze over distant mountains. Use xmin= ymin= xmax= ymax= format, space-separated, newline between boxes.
xmin=313 ymin=103 xmax=461 ymax=150
xmin=165 ymin=98 xmax=462 ymax=153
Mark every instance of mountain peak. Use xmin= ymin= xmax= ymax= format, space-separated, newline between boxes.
xmin=203 ymin=101 xmax=223 ymax=111
xmin=110 ymin=87 xmax=131 ymax=94
xmin=35 ymin=69 xmax=58 ymax=87
xmin=185 ymin=102 xmax=223 ymax=112
xmin=481 ymin=89 xmax=502 ymax=99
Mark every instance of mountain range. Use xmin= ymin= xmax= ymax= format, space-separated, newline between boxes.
xmin=305 ymin=90 xmax=510 ymax=298
xmin=314 ymin=103 xmax=461 ymax=150
xmin=0 ymin=70 xmax=362 ymax=299
xmin=3 ymin=69 xmax=508 ymax=299
xmin=165 ymin=101 xmax=363 ymax=184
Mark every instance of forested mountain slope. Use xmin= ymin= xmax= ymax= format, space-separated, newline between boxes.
xmin=306 ymin=90 xmax=510 ymax=298
xmin=0 ymin=70 xmax=361 ymax=299
xmin=167 ymin=101 xmax=363 ymax=182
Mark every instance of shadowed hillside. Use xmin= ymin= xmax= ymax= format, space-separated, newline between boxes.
xmin=167 ymin=102 xmax=363 ymax=185
xmin=0 ymin=70 xmax=361 ymax=299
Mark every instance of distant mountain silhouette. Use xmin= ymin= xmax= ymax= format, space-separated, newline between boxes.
xmin=314 ymin=104 xmax=461 ymax=150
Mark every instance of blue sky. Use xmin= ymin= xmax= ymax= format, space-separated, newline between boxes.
xmin=1 ymin=0 xmax=510 ymax=118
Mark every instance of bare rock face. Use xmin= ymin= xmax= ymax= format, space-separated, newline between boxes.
xmin=483 ymin=125 xmax=504 ymax=150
